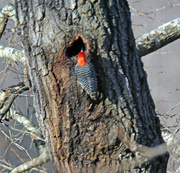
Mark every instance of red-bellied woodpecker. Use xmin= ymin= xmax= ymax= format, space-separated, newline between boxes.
xmin=75 ymin=51 xmax=97 ymax=100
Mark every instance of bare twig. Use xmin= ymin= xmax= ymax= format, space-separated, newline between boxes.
xmin=0 ymin=162 xmax=12 ymax=171
xmin=0 ymin=107 xmax=50 ymax=172
xmin=0 ymin=157 xmax=12 ymax=171
xmin=10 ymin=146 xmax=49 ymax=173
xmin=0 ymin=83 xmax=29 ymax=120
xmin=10 ymin=109 xmax=43 ymax=141
xmin=164 ymin=103 xmax=180 ymax=116
xmin=148 ymin=3 xmax=180 ymax=14
xmin=0 ymin=129 xmax=31 ymax=160
xmin=130 ymin=6 xmax=159 ymax=22
xmin=8 ymin=109 xmax=50 ymax=173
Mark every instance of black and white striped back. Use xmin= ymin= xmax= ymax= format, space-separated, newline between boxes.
xmin=75 ymin=62 xmax=97 ymax=100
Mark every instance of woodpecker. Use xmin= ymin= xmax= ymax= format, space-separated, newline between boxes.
xmin=75 ymin=51 xmax=97 ymax=100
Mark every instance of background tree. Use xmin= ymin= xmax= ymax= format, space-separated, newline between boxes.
xmin=0 ymin=0 xmax=179 ymax=172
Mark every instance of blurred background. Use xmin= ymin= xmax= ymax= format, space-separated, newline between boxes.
xmin=0 ymin=0 xmax=180 ymax=172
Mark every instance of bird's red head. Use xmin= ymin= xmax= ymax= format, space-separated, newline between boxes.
xmin=78 ymin=51 xmax=87 ymax=66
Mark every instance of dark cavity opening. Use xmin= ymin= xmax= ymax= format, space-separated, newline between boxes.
xmin=65 ymin=36 xmax=86 ymax=58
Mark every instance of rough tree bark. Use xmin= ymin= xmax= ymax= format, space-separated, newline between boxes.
xmin=15 ymin=0 xmax=169 ymax=172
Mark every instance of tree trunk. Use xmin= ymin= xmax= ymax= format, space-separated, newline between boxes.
xmin=15 ymin=0 xmax=169 ymax=172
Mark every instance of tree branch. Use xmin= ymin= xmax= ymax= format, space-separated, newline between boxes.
xmin=116 ymin=124 xmax=180 ymax=171
xmin=0 ymin=45 xmax=26 ymax=65
xmin=10 ymin=109 xmax=43 ymax=140
xmin=10 ymin=146 xmax=49 ymax=173
xmin=8 ymin=109 xmax=50 ymax=173
xmin=0 ymin=4 xmax=26 ymax=65
xmin=0 ymin=4 xmax=17 ymax=38
xmin=161 ymin=125 xmax=180 ymax=158
xmin=116 ymin=126 xmax=168 ymax=170
xmin=0 ymin=83 xmax=29 ymax=120
xmin=136 ymin=18 xmax=180 ymax=56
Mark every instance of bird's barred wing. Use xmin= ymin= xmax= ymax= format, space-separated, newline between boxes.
xmin=75 ymin=63 xmax=97 ymax=100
